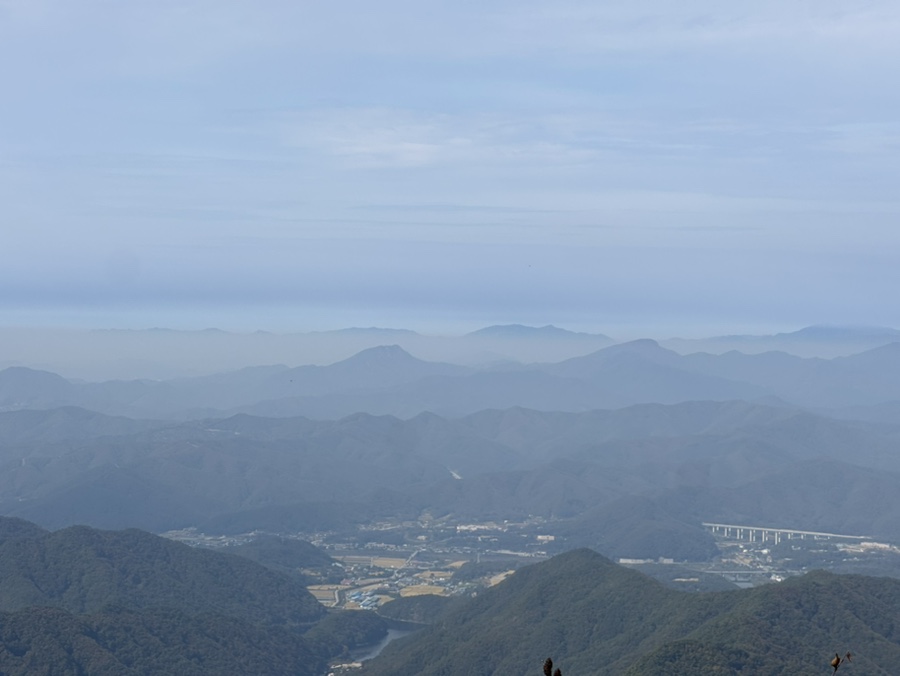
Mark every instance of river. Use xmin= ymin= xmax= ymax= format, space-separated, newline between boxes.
xmin=351 ymin=626 xmax=421 ymax=662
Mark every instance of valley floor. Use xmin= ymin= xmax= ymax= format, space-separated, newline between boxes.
xmin=163 ymin=514 xmax=900 ymax=606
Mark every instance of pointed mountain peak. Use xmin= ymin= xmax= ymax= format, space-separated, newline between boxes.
xmin=546 ymin=339 xmax=681 ymax=375
xmin=611 ymin=338 xmax=662 ymax=350
xmin=340 ymin=344 xmax=418 ymax=365
xmin=591 ymin=338 xmax=675 ymax=359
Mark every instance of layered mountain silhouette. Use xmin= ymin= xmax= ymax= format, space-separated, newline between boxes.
xmin=6 ymin=324 xmax=900 ymax=381
xmin=4 ymin=339 xmax=900 ymax=419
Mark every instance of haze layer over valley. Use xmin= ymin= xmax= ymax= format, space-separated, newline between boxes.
xmin=4 ymin=325 xmax=900 ymax=673
xmin=3 ymin=324 xmax=900 ymax=562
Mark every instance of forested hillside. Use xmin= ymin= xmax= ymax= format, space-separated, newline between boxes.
xmin=364 ymin=549 xmax=900 ymax=675
xmin=3 ymin=402 xmax=900 ymax=562
xmin=0 ymin=517 xmax=389 ymax=675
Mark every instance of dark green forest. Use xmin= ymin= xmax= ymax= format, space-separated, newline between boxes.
xmin=364 ymin=549 xmax=900 ymax=675
xmin=2 ymin=516 xmax=900 ymax=674
xmin=0 ymin=517 xmax=385 ymax=675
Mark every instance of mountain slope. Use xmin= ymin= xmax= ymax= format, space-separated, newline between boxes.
xmin=0 ymin=518 xmax=407 ymax=675
xmin=0 ymin=521 xmax=325 ymax=627
xmin=5 ymin=402 xmax=900 ymax=543
xmin=0 ymin=605 xmax=324 ymax=676
xmin=364 ymin=549 xmax=900 ymax=676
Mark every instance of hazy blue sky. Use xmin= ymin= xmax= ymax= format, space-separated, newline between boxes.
xmin=2 ymin=1 xmax=899 ymax=336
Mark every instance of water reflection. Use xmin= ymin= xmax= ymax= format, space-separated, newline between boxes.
xmin=352 ymin=627 xmax=419 ymax=662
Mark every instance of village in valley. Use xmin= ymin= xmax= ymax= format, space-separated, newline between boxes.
xmin=163 ymin=515 xmax=900 ymax=608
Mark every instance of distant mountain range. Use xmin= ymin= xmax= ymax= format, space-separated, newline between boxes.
xmin=466 ymin=324 xmax=610 ymax=340
xmin=663 ymin=324 xmax=900 ymax=358
xmin=4 ymin=339 xmax=900 ymax=419
xmin=3 ymin=324 xmax=898 ymax=381
xmin=0 ymin=324 xmax=615 ymax=380
xmin=4 ymin=334 xmax=900 ymax=563
xmin=364 ymin=548 xmax=900 ymax=675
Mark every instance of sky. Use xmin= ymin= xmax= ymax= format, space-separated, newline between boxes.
xmin=1 ymin=0 xmax=899 ymax=337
